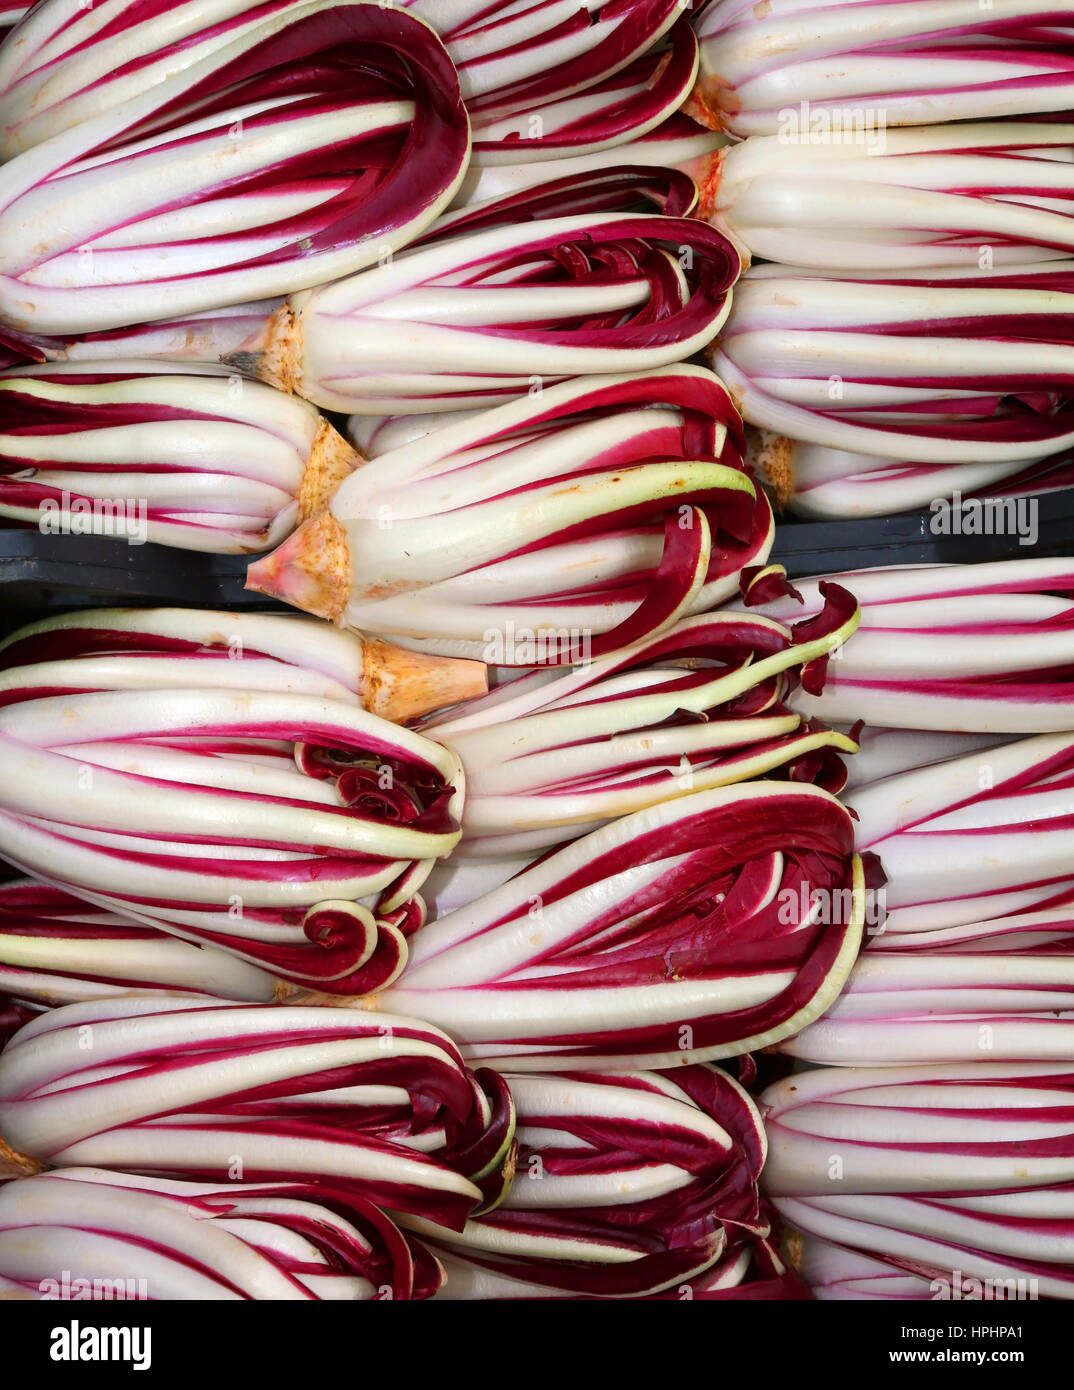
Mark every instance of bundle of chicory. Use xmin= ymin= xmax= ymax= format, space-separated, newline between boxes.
xmin=764 ymin=1061 xmax=1074 ymax=1302
xmin=0 ymin=2 xmax=470 ymax=335
xmin=691 ymin=0 xmax=1074 ymax=136
xmin=0 ymin=998 xmax=516 ymax=1229
xmin=247 ymin=367 xmax=773 ymax=661
xmin=0 ymin=1166 xmax=445 ymax=1299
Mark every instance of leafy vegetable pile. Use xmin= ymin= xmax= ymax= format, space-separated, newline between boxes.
xmin=0 ymin=0 xmax=1071 ymax=1302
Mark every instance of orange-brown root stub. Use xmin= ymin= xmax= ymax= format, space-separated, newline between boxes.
xmin=690 ymin=150 xmax=750 ymax=271
xmin=0 ymin=1134 xmax=43 ymax=1178
xmin=299 ymin=421 xmax=363 ymax=521
xmin=225 ymin=301 xmax=302 ymax=395
xmin=246 ymin=510 xmax=350 ymax=622
xmin=683 ymin=72 xmax=738 ymax=134
xmin=746 ymin=429 xmax=796 ymax=510
xmin=290 ymin=991 xmax=378 ymax=1009
xmin=692 ymin=145 xmax=726 ymax=224
xmin=781 ymin=1225 xmax=805 ymax=1274
xmin=361 ymin=638 xmax=487 ymax=724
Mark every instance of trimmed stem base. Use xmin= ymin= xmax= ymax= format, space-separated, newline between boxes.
xmin=245 ymin=511 xmax=350 ymax=622
xmin=746 ymin=430 xmax=796 ymax=509
xmin=682 ymin=76 xmax=730 ymax=135
xmin=299 ymin=421 xmax=362 ymax=521
xmin=0 ymin=1134 xmax=42 ymax=1178
xmin=226 ymin=301 xmax=303 ymax=395
xmin=360 ymin=639 xmax=487 ymax=724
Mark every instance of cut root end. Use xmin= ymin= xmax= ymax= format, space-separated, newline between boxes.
xmin=746 ymin=429 xmax=796 ymax=510
xmin=289 ymin=991 xmax=377 ymax=1009
xmin=682 ymin=76 xmax=730 ymax=134
xmin=0 ymin=1134 xmax=43 ymax=1178
xmin=225 ymin=302 xmax=302 ymax=395
xmin=245 ymin=510 xmax=350 ymax=622
xmin=780 ymin=1225 xmax=805 ymax=1274
xmin=361 ymin=638 xmax=487 ymax=723
xmin=299 ymin=421 xmax=363 ymax=521
xmin=693 ymin=146 xmax=726 ymax=224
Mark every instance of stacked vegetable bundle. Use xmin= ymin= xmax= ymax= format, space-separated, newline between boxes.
xmin=0 ymin=361 xmax=360 ymax=551
xmin=747 ymin=560 xmax=1074 ymax=1298
xmin=739 ymin=559 xmax=1074 ymax=734
xmin=0 ymin=592 xmax=861 ymax=1296
xmin=0 ymin=607 xmax=478 ymax=994
xmin=0 ymin=0 xmax=1070 ymax=1305
xmin=764 ymin=1062 xmax=1074 ymax=1301
xmin=247 ymin=366 xmax=775 ymax=653
xmin=414 ymin=1065 xmax=783 ymax=1300
xmin=0 ymin=1168 xmax=448 ymax=1300
xmin=690 ymin=1 xmax=1074 ymax=519
xmin=0 ymin=0 xmax=815 ymax=1293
